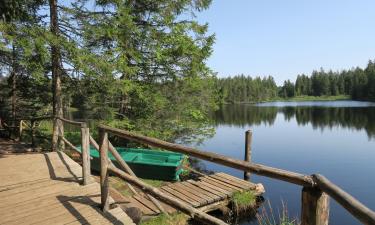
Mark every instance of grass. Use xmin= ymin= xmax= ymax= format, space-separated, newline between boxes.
xmin=256 ymin=200 xmax=300 ymax=225
xmin=141 ymin=179 xmax=166 ymax=188
xmin=281 ymin=95 xmax=350 ymax=102
xmin=226 ymin=95 xmax=351 ymax=104
xmin=108 ymin=176 xmax=166 ymax=198
xmin=140 ymin=213 xmax=189 ymax=225
xmin=232 ymin=190 xmax=257 ymax=208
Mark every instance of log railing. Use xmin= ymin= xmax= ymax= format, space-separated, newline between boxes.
xmin=18 ymin=116 xmax=92 ymax=186
xmin=19 ymin=116 xmax=53 ymax=146
xmin=98 ymin=126 xmax=228 ymax=225
xmin=98 ymin=124 xmax=375 ymax=225
xmin=55 ymin=117 xmax=92 ymax=185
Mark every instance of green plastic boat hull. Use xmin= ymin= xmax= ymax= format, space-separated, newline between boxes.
xmin=80 ymin=146 xmax=185 ymax=181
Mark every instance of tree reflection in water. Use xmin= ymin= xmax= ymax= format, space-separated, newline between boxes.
xmin=212 ymin=103 xmax=375 ymax=139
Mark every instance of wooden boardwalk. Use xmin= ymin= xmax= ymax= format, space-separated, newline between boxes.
xmin=0 ymin=140 xmax=135 ymax=225
xmin=123 ymin=173 xmax=265 ymax=216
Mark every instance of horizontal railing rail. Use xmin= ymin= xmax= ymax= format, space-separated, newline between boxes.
xmin=98 ymin=124 xmax=314 ymax=187
xmin=98 ymin=124 xmax=375 ymax=225
xmin=56 ymin=116 xmax=85 ymax=126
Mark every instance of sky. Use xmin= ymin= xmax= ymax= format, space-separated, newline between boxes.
xmin=196 ymin=0 xmax=375 ymax=85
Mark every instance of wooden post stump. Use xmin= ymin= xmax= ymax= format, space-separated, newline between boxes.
xmin=301 ymin=187 xmax=330 ymax=225
xmin=244 ymin=130 xmax=252 ymax=180
xmin=99 ymin=129 xmax=110 ymax=212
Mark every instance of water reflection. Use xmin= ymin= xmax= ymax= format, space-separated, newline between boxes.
xmin=213 ymin=102 xmax=375 ymax=138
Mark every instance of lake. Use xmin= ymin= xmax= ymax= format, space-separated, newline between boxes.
xmin=195 ymin=101 xmax=375 ymax=225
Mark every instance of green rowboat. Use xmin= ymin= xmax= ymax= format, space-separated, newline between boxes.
xmin=80 ymin=146 xmax=185 ymax=181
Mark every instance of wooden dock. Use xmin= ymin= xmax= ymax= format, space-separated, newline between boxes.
xmin=0 ymin=140 xmax=135 ymax=225
xmin=122 ymin=172 xmax=265 ymax=216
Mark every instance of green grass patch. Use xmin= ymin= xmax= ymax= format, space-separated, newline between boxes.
xmin=141 ymin=213 xmax=188 ymax=225
xmin=141 ymin=179 xmax=165 ymax=188
xmin=232 ymin=190 xmax=256 ymax=208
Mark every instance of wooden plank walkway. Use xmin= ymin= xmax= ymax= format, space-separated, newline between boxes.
xmin=0 ymin=140 xmax=135 ymax=225
xmin=123 ymin=173 xmax=265 ymax=216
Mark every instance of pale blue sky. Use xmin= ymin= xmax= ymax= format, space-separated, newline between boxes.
xmin=197 ymin=0 xmax=375 ymax=84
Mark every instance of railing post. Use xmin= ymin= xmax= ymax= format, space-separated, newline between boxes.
xmin=19 ymin=120 xmax=23 ymax=141
xmin=301 ymin=187 xmax=330 ymax=225
xmin=52 ymin=117 xmax=58 ymax=151
xmin=81 ymin=123 xmax=91 ymax=185
xmin=31 ymin=120 xmax=36 ymax=147
xmin=244 ymin=130 xmax=252 ymax=180
xmin=99 ymin=128 xmax=110 ymax=212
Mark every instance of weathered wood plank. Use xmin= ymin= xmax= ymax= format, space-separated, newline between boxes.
xmin=186 ymin=180 xmax=227 ymax=199
xmin=200 ymin=177 xmax=240 ymax=192
xmin=215 ymin=172 xmax=256 ymax=189
xmin=167 ymin=183 xmax=207 ymax=205
xmin=0 ymin=147 xmax=134 ymax=225
xmin=189 ymin=180 xmax=230 ymax=196
xmin=210 ymin=174 xmax=251 ymax=190
xmin=0 ymin=184 xmax=99 ymax=222
xmin=161 ymin=186 xmax=200 ymax=207
xmin=177 ymin=182 xmax=216 ymax=204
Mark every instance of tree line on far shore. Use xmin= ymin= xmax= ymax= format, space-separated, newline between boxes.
xmin=216 ymin=60 xmax=375 ymax=103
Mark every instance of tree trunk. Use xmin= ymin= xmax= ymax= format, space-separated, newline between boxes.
xmin=11 ymin=44 xmax=16 ymax=126
xmin=50 ymin=0 xmax=64 ymax=151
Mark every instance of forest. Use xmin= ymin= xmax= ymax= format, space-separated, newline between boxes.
xmin=0 ymin=0 xmax=218 ymax=141
xmin=217 ymin=60 xmax=375 ymax=103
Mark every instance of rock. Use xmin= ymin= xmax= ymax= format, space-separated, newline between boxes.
xmin=124 ymin=207 xmax=142 ymax=224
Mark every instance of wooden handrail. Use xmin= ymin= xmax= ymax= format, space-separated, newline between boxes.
xmin=98 ymin=124 xmax=315 ymax=187
xmin=56 ymin=116 xmax=85 ymax=126
xmin=313 ymin=174 xmax=375 ymax=224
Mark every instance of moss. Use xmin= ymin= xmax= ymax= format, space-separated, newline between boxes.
xmin=141 ymin=213 xmax=189 ymax=225
xmin=109 ymin=177 xmax=133 ymax=197
xmin=141 ymin=179 xmax=165 ymax=188
xmin=232 ymin=190 xmax=256 ymax=208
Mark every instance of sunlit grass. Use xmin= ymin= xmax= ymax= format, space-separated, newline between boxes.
xmin=232 ymin=190 xmax=256 ymax=208
xmin=140 ymin=213 xmax=188 ymax=225
xmin=256 ymin=200 xmax=300 ymax=225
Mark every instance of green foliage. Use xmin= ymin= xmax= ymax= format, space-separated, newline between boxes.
xmin=0 ymin=0 xmax=218 ymax=143
xmin=218 ymin=60 xmax=375 ymax=103
xmin=280 ymin=80 xmax=295 ymax=98
xmin=232 ymin=190 xmax=256 ymax=208
xmin=216 ymin=75 xmax=278 ymax=103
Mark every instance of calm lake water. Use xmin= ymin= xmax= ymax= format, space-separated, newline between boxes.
xmin=195 ymin=101 xmax=375 ymax=225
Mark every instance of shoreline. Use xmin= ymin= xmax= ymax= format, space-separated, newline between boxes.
xmin=222 ymin=95 xmax=352 ymax=105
